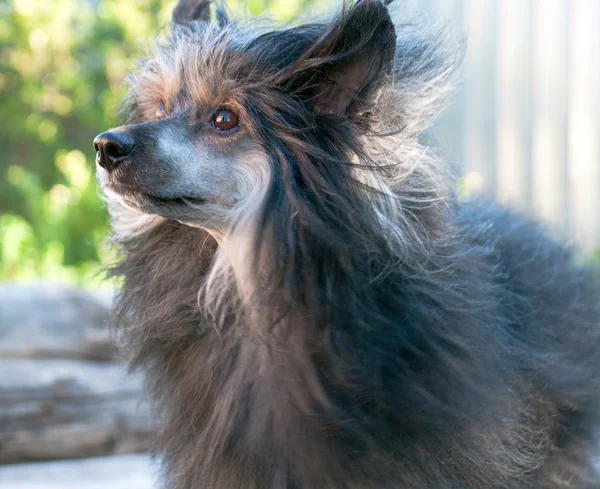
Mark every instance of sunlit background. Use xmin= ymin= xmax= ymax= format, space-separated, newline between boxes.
xmin=1 ymin=0 xmax=599 ymax=287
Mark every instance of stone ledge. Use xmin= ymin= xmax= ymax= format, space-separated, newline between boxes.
xmin=0 ymin=359 xmax=151 ymax=464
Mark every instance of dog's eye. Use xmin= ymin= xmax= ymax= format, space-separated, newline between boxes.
xmin=156 ymin=106 xmax=167 ymax=120
xmin=211 ymin=109 xmax=239 ymax=131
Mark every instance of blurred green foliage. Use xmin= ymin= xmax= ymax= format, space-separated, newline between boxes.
xmin=0 ymin=0 xmax=330 ymax=287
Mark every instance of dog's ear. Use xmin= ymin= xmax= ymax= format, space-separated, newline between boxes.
xmin=172 ymin=0 xmax=229 ymax=27
xmin=299 ymin=0 xmax=396 ymax=117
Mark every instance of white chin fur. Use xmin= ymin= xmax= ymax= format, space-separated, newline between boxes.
xmin=104 ymin=197 xmax=166 ymax=241
xmin=99 ymin=167 xmax=165 ymax=241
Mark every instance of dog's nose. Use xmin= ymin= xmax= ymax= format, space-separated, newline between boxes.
xmin=93 ymin=131 xmax=135 ymax=172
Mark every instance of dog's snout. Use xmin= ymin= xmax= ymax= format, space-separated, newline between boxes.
xmin=93 ymin=131 xmax=135 ymax=172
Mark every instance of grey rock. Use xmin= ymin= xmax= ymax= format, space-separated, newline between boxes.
xmin=0 ymin=282 xmax=117 ymax=361
xmin=0 ymin=359 xmax=152 ymax=464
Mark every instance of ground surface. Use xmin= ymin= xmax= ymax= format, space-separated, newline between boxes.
xmin=0 ymin=454 xmax=158 ymax=489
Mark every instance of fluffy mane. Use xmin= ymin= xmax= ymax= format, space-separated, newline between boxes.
xmin=105 ymin=3 xmax=600 ymax=489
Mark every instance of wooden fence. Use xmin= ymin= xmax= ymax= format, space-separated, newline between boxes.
xmin=413 ymin=0 xmax=600 ymax=250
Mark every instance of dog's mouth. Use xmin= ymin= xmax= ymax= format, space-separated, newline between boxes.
xmin=103 ymin=182 xmax=209 ymax=209
xmin=148 ymin=195 xmax=207 ymax=206
xmin=125 ymin=193 xmax=210 ymax=210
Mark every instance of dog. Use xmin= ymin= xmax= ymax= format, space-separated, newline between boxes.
xmin=94 ymin=1 xmax=600 ymax=487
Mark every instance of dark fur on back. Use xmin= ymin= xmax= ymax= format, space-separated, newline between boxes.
xmin=106 ymin=2 xmax=600 ymax=488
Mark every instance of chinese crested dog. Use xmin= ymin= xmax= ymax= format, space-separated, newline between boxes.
xmin=94 ymin=1 xmax=600 ymax=488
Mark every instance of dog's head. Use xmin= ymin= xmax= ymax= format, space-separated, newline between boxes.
xmin=94 ymin=0 xmax=402 ymax=234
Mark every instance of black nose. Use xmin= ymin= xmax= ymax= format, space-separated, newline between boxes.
xmin=93 ymin=131 xmax=135 ymax=172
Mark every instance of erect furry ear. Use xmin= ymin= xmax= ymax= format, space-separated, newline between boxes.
xmin=172 ymin=0 xmax=229 ymax=27
xmin=301 ymin=0 xmax=397 ymax=117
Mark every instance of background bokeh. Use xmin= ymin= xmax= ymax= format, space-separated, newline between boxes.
xmin=1 ymin=0 xmax=599 ymax=287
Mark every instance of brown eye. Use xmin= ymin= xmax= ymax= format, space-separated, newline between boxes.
xmin=156 ymin=105 xmax=166 ymax=120
xmin=211 ymin=108 xmax=239 ymax=131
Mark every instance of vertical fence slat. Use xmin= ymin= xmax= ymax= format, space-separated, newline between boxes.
xmin=568 ymin=0 xmax=600 ymax=251
xmin=531 ymin=0 xmax=569 ymax=231
xmin=431 ymin=0 xmax=465 ymax=168
xmin=462 ymin=0 xmax=497 ymax=194
xmin=495 ymin=0 xmax=532 ymax=209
